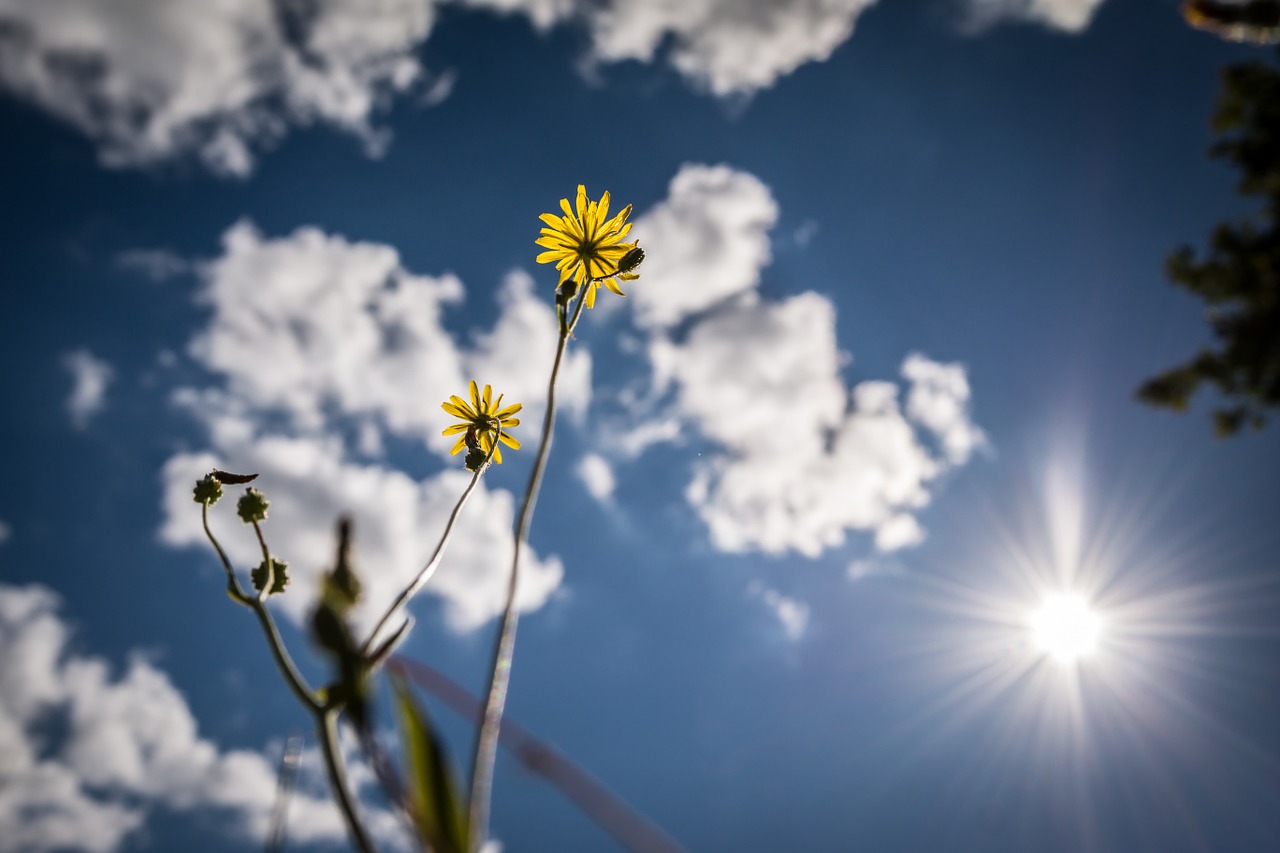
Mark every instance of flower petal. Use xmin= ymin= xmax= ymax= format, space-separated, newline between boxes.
xmin=604 ymin=277 xmax=625 ymax=296
xmin=499 ymin=433 xmax=521 ymax=450
xmin=443 ymin=400 xmax=474 ymax=420
xmin=442 ymin=423 xmax=469 ymax=436
xmin=575 ymin=185 xmax=587 ymax=222
xmin=469 ymin=380 xmax=481 ymax=411
xmin=450 ymin=434 xmax=467 ymax=455
xmin=597 ymin=190 xmax=610 ymax=226
xmin=494 ymin=402 xmax=523 ymax=418
xmin=482 ymin=384 xmax=492 ymax=411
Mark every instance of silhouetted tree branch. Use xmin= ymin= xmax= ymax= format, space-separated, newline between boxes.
xmin=1137 ymin=48 xmax=1280 ymax=435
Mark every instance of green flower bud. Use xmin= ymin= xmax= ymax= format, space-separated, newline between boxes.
xmin=193 ymin=474 xmax=223 ymax=506
xmin=464 ymin=448 xmax=489 ymax=473
xmin=236 ymin=488 xmax=269 ymax=524
xmin=616 ymin=245 xmax=645 ymax=275
xmin=251 ymin=558 xmax=290 ymax=595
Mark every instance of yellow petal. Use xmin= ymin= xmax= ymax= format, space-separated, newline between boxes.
xmin=499 ymin=433 xmax=521 ymax=450
xmin=443 ymin=401 xmax=473 ymax=420
xmin=450 ymin=434 xmax=467 ymax=455
xmin=482 ymin=384 xmax=492 ymax=411
xmin=604 ymin=277 xmax=625 ymax=296
xmin=469 ymin=380 xmax=481 ymax=411
xmin=495 ymin=402 xmax=522 ymax=418
xmin=536 ymin=250 xmax=565 ymax=264
xmin=584 ymin=282 xmax=597 ymax=309
xmin=500 ymin=417 xmax=520 ymax=428
xmin=442 ymin=423 xmax=469 ymax=436
xmin=538 ymin=213 xmax=564 ymax=229
xmin=619 ymin=272 xmax=639 ymax=281
xmin=597 ymin=191 xmax=610 ymax=226
xmin=493 ymin=446 xmax=503 ymax=464
xmin=575 ymin=185 xmax=587 ymax=222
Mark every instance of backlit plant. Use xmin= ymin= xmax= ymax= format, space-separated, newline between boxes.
xmin=193 ymin=186 xmax=645 ymax=853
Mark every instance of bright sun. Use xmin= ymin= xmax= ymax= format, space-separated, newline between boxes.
xmin=1030 ymin=593 xmax=1102 ymax=664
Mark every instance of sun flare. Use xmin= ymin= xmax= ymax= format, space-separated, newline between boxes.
xmin=1030 ymin=593 xmax=1102 ymax=664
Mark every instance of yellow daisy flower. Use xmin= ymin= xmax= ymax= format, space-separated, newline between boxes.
xmin=535 ymin=184 xmax=641 ymax=309
xmin=441 ymin=381 xmax=522 ymax=464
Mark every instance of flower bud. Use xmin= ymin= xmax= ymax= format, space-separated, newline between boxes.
xmin=193 ymin=474 xmax=223 ymax=506
xmin=236 ymin=488 xmax=269 ymax=524
xmin=616 ymin=246 xmax=645 ymax=275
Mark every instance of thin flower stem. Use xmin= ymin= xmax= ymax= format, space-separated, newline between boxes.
xmin=360 ymin=435 xmax=501 ymax=659
xmin=318 ymin=707 xmax=379 ymax=853
xmin=205 ymin=504 xmax=377 ymax=851
xmin=467 ymin=283 xmax=590 ymax=851
xmin=202 ymin=501 xmax=250 ymax=604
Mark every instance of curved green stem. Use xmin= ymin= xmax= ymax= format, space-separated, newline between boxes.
xmin=203 ymin=502 xmax=375 ymax=849
xmin=466 ymin=284 xmax=590 ymax=850
xmin=318 ymin=708 xmax=378 ymax=853
xmin=361 ymin=435 xmax=500 ymax=659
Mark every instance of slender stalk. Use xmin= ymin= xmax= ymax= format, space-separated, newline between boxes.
xmin=361 ymin=438 xmax=499 ymax=658
xmin=467 ymin=284 xmax=590 ymax=850
xmin=203 ymin=501 xmax=376 ymax=850
xmin=202 ymin=501 xmax=250 ymax=604
xmin=318 ymin=708 xmax=378 ymax=853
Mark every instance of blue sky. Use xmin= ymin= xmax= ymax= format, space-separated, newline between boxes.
xmin=1 ymin=1 xmax=1278 ymax=851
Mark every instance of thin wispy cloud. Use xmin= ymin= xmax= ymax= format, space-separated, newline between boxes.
xmin=747 ymin=580 xmax=811 ymax=640
xmin=62 ymin=349 xmax=113 ymax=430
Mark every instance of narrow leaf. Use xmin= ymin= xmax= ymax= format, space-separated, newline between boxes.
xmin=391 ymin=674 xmax=469 ymax=853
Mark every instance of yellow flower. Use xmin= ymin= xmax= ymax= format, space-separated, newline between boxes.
xmin=441 ymin=381 xmax=522 ymax=464
xmin=536 ymin=184 xmax=640 ymax=309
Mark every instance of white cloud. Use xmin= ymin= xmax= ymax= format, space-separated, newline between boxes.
xmin=613 ymin=165 xmax=984 ymax=559
xmin=958 ymin=0 xmax=1106 ymax=33
xmin=583 ymin=0 xmax=880 ymax=97
xmin=901 ymin=352 xmax=987 ymax=465
xmin=160 ymin=221 xmax=575 ymax=634
xmin=62 ymin=348 xmax=113 ymax=429
xmin=630 ymin=164 xmax=778 ymax=330
xmin=0 ymin=583 xmax=403 ymax=853
xmin=0 ymin=0 xmax=439 ymax=176
xmin=746 ymin=580 xmax=810 ymax=640
xmin=0 ymin=1 xmax=900 ymax=175
xmin=0 ymin=520 xmax=9 ymax=545
xmin=576 ymin=453 xmax=616 ymax=502
xmin=115 ymin=248 xmax=189 ymax=282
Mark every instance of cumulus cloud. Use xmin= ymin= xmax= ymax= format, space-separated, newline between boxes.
xmin=584 ymin=0 xmax=880 ymax=97
xmin=611 ymin=164 xmax=984 ymax=558
xmin=576 ymin=453 xmax=616 ymax=502
xmin=0 ymin=583 xmax=403 ymax=853
xmin=0 ymin=0 xmax=439 ymax=175
xmin=746 ymin=580 xmax=810 ymax=639
xmin=62 ymin=348 xmax=113 ymax=429
xmin=0 ymin=1 xmax=900 ymax=174
xmin=957 ymin=0 xmax=1107 ymax=33
xmin=901 ymin=352 xmax=987 ymax=465
xmin=160 ymin=221 xmax=577 ymax=634
xmin=629 ymin=164 xmax=778 ymax=330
